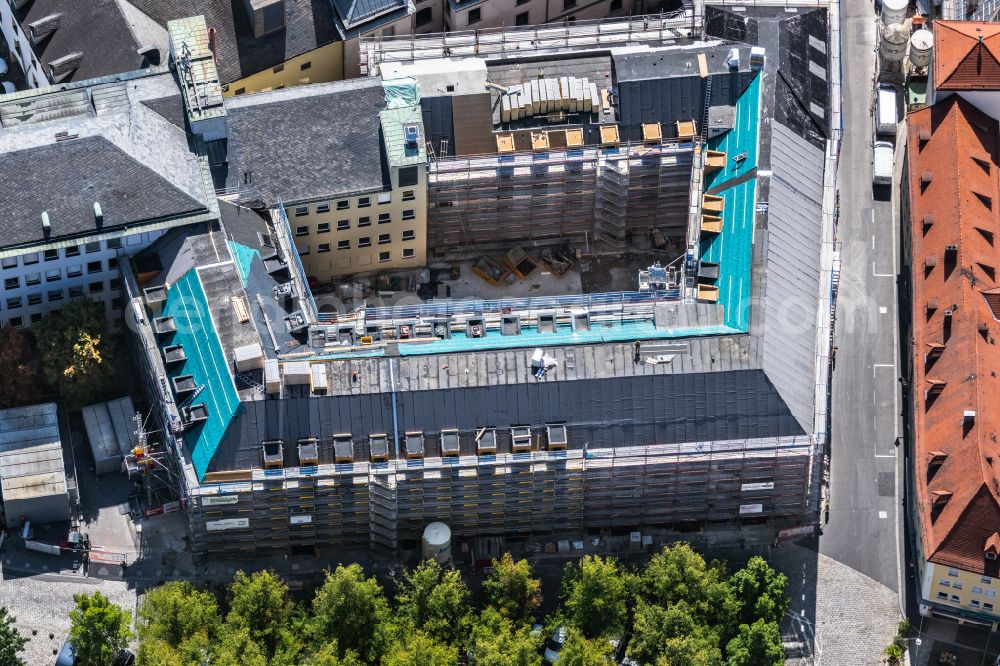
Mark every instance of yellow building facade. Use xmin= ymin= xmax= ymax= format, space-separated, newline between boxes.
xmin=225 ymin=42 xmax=346 ymax=97
xmin=921 ymin=562 xmax=1000 ymax=621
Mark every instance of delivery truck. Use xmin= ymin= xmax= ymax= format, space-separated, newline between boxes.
xmin=875 ymin=83 xmax=898 ymax=136
xmin=873 ymin=140 xmax=894 ymax=186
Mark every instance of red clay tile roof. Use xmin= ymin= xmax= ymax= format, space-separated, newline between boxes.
xmin=909 ymin=95 xmax=1000 ymax=576
xmin=934 ymin=21 xmax=1000 ymax=91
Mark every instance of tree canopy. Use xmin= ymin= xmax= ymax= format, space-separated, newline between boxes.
xmin=556 ymin=628 xmax=612 ymax=666
xmin=482 ymin=553 xmax=542 ymax=622
xmin=381 ymin=632 xmax=456 ymax=666
xmin=727 ymin=556 xmax=789 ymax=626
xmin=467 ymin=608 xmax=542 ymax=666
xmin=36 ymin=298 xmax=115 ymax=407
xmin=310 ymin=564 xmax=393 ymax=663
xmin=561 ymin=555 xmax=629 ymax=639
xmin=0 ymin=328 xmax=40 ymax=409
xmin=395 ymin=559 xmax=471 ymax=647
xmin=225 ymin=570 xmax=302 ymax=665
xmin=724 ymin=619 xmax=785 ymax=666
xmin=0 ymin=607 xmax=27 ymax=666
xmin=69 ymin=591 xmax=132 ymax=666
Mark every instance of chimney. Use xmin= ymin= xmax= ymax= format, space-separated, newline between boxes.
xmin=41 ymin=211 xmax=50 ymax=237
xmin=47 ymin=52 xmax=83 ymax=82
xmin=208 ymin=27 xmax=217 ymax=62
xmin=93 ymin=202 xmax=103 ymax=226
xmin=965 ymin=410 xmax=977 ymax=422
xmin=27 ymin=13 xmax=63 ymax=42
xmin=921 ymin=171 xmax=933 ymax=185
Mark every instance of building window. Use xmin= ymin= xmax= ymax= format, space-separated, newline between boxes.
xmin=337 ymin=200 xmax=349 ymax=210
xmin=358 ymin=196 xmax=371 ymax=208
xmin=954 ymin=581 xmax=964 ymax=590
xmin=45 ymin=269 xmax=61 ymax=282
xmin=0 ymin=257 xmax=15 ymax=270
xmin=940 ymin=579 xmax=951 ymax=587
xmin=295 ymin=206 xmax=309 ymax=217
xmin=974 ymin=586 xmax=984 ymax=595
xmin=296 ymin=226 xmax=309 ymax=236
xmin=89 ymin=281 xmax=104 ymax=293
xmin=358 ymin=216 xmax=371 ymax=227
xmin=65 ymin=245 xmax=80 ymax=257
xmin=402 ymin=209 xmax=416 ymax=220
xmin=416 ymin=7 xmax=433 ymax=26
xmin=988 ymin=590 xmax=997 ymax=599
xmin=358 ymin=237 xmax=372 ymax=247
xmin=8 ymin=316 xmax=22 ymax=328
xmin=27 ymin=293 xmax=41 ymax=306
xmin=379 ymin=251 xmax=391 ymax=262
xmin=85 ymin=242 xmax=100 ymax=254
xmin=378 ymin=213 xmax=392 ymax=224
xmin=235 ymin=87 xmax=246 ymax=95
xmin=610 ymin=0 xmax=622 ymax=9
xmin=378 ymin=192 xmax=392 ymax=205
xmin=399 ymin=166 xmax=419 ymax=187
xmin=337 ymin=240 xmax=350 ymax=250
xmin=112 ymin=297 xmax=123 ymax=309
xmin=952 ymin=595 xmax=961 ymax=603
xmin=317 ymin=223 xmax=331 ymax=233
xmin=69 ymin=286 xmax=84 ymax=298
xmin=316 ymin=203 xmax=330 ymax=213
xmin=297 ymin=245 xmax=310 ymax=255
xmin=273 ymin=63 xmax=285 ymax=73
xmin=25 ymin=273 xmax=40 ymax=286
xmin=66 ymin=265 xmax=82 ymax=279
xmin=949 ymin=568 xmax=960 ymax=577
xmin=110 ymin=278 xmax=121 ymax=291
xmin=563 ymin=0 xmax=576 ymax=8
xmin=517 ymin=0 xmax=530 ymax=5
xmin=972 ymin=599 xmax=981 ymax=608
xmin=402 ymin=229 xmax=416 ymax=241
xmin=47 ymin=290 xmax=62 ymax=302
xmin=107 ymin=258 xmax=118 ymax=271
xmin=87 ymin=261 xmax=101 ymax=274
xmin=516 ymin=11 xmax=530 ymax=25
xmin=378 ymin=233 xmax=391 ymax=245
xmin=3 ymin=277 xmax=18 ymax=290
xmin=467 ymin=7 xmax=481 ymax=24
xmin=107 ymin=238 xmax=122 ymax=250
xmin=43 ymin=249 xmax=58 ymax=262
xmin=318 ymin=243 xmax=331 ymax=253
xmin=983 ymin=577 xmax=992 ymax=585
xmin=402 ymin=248 xmax=415 ymax=259
xmin=29 ymin=313 xmax=41 ymax=324
xmin=5 ymin=297 xmax=20 ymax=309
xmin=987 ymin=603 xmax=995 ymax=612
xmin=402 ymin=190 xmax=415 ymax=201
xmin=300 ymin=61 xmax=312 ymax=71
xmin=23 ymin=252 xmax=38 ymax=265
xmin=337 ymin=219 xmax=350 ymax=230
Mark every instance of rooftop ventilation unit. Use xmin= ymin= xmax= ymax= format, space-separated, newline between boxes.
xmin=297 ymin=437 xmax=319 ymax=466
xmin=162 ymin=344 xmax=186 ymax=366
xmin=27 ymin=13 xmax=63 ymax=42
xmin=153 ymin=316 xmax=177 ymax=337
xmin=404 ymin=123 xmax=420 ymax=147
xmin=93 ymin=201 xmax=103 ymax=226
xmin=440 ymin=429 xmax=460 ymax=457
xmin=369 ymin=434 xmax=389 ymax=462
xmin=405 ymin=431 xmax=425 ymax=459
xmin=261 ymin=439 xmax=284 ymax=469
xmin=41 ymin=211 xmax=50 ymax=236
xmin=334 ymin=434 xmax=354 ymax=463
xmin=48 ymin=52 xmax=83 ymax=81
xmin=181 ymin=404 xmax=209 ymax=428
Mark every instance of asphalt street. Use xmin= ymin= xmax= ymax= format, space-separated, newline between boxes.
xmin=820 ymin=0 xmax=903 ymax=599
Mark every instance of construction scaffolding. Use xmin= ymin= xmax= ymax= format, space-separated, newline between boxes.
xmin=427 ymin=141 xmax=695 ymax=255
xmin=359 ymin=13 xmax=699 ymax=76
xmin=185 ymin=435 xmax=816 ymax=558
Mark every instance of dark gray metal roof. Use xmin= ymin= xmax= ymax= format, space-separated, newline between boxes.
xmin=215 ymin=78 xmax=389 ymax=204
xmin=142 ymin=95 xmax=187 ymax=130
xmin=0 ymin=136 xmax=206 ymax=248
xmin=760 ymin=122 xmax=824 ymax=432
xmin=329 ymin=0 xmax=407 ymax=31
xmin=122 ymin=0 xmax=338 ymax=85
xmin=209 ymin=368 xmax=803 ymax=471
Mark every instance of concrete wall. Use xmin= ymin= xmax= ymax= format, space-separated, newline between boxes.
xmin=0 ymin=228 xmax=166 ymax=331
xmin=0 ymin=2 xmax=48 ymax=89
xmin=288 ymin=166 xmax=428 ymax=283
xmin=4 ymin=492 xmax=70 ymax=529
xmin=225 ymin=42 xmax=345 ymax=97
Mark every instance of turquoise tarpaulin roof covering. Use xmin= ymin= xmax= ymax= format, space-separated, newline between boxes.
xmin=227 ymin=240 xmax=259 ymax=287
xmin=161 ymin=269 xmax=242 ymax=480
xmin=383 ymin=77 xmax=421 ymax=109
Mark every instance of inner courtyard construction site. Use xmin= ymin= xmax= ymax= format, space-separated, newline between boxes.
xmin=102 ymin=5 xmax=838 ymax=557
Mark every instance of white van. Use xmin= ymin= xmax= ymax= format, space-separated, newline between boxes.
xmin=876 ymin=83 xmax=898 ymax=136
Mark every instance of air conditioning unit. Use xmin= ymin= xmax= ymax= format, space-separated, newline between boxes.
xmin=404 ymin=124 xmax=420 ymax=147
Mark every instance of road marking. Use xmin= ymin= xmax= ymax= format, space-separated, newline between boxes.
xmin=873 ymin=261 xmax=894 ymax=277
xmin=880 ymin=306 xmax=888 ymax=314
xmin=872 ymin=234 xmax=876 ymax=249
xmin=879 ymin=511 xmax=888 ymax=519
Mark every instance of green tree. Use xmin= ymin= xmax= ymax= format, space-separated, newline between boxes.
xmin=728 ymin=556 xmax=789 ymax=626
xmin=68 ymin=591 xmax=132 ymax=666
xmin=134 ymin=639 xmax=186 ymax=666
xmin=395 ymin=559 xmax=471 ymax=647
xmin=0 ymin=607 xmax=27 ymax=666
xmin=724 ymin=620 xmax=784 ymax=666
xmin=212 ymin=624 xmax=267 ymax=666
xmin=135 ymin=581 xmax=217 ymax=666
xmin=226 ymin=570 xmax=301 ymax=664
xmin=482 ymin=553 xmax=542 ymax=622
xmin=468 ymin=608 xmax=542 ymax=666
xmin=303 ymin=641 xmax=365 ymax=666
xmin=641 ymin=544 xmax=738 ymax=633
xmin=629 ymin=601 xmax=722 ymax=666
xmin=310 ymin=564 xmax=394 ymax=663
xmin=561 ymin=555 xmax=629 ymax=638
xmin=0 ymin=328 xmax=40 ymax=409
xmin=381 ymin=631 xmax=457 ymax=666
xmin=557 ymin=627 xmax=612 ymax=666
xmin=36 ymin=298 xmax=115 ymax=407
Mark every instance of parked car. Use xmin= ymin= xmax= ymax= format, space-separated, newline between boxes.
xmin=543 ymin=626 xmax=567 ymax=664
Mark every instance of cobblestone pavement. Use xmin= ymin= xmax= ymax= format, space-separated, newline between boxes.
xmin=777 ymin=543 xmax=901 ymax=666
xmin=0 ymin=573 xmax=137 ymax=665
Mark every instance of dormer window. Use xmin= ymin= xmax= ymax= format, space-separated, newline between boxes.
xmin=986 ymin=533 xmax=1000 ymax=560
